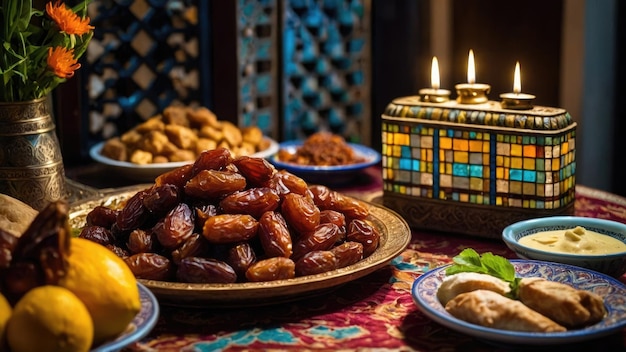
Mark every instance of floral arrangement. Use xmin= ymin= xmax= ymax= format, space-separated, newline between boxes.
xmin=0 ymin=0 xmax=94 ymax=102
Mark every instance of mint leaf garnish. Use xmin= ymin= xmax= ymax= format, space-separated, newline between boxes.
xmin=445 ymin=248 xmax=521 ymax=299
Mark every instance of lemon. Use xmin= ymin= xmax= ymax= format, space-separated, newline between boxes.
xmin=0 ymin=293 xmax=11 ymax=348
xmin=6 ymin=285 xmax=93 ymax=352
xmin=57 ymin=237 xmax=141 ymax=345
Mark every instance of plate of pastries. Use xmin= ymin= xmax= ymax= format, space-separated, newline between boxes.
xmin=412 ymin=249 xmax=626 ymax=346
xmin=90 ymin=105 xmax=278 ymax=182
xmin=72 ymin=148 xmax=411 ymax=307
xmin=269 ymin=132 xmax=381 ymax=185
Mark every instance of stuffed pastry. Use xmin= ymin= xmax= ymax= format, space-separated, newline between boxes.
xmin=436 ymin=272 xmax=511 ymax=306
xmin=518 ymin=277 xmax=606 ymax=328
xmin=445 ymin=289 xmax=567 ymax=332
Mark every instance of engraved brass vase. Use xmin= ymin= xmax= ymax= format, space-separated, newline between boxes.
xmin=0 ymin=97 xmax=66 ymax=210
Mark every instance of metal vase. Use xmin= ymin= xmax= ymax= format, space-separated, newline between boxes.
xmin=0 ymin=97 xmax=66 ymax=210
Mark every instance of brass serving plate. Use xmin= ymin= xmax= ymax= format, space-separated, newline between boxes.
xmin=69 ymin=186 xmax=411 ymax=308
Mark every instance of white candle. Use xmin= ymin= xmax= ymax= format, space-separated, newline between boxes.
xmin=500 ymin=61 xmax=535 ymax=109
xmin=467 ymin=49 xmax=476 ymax=84
xmin=432 ymin=56 xmax=442 ymax=89
xmin=419 ymin=56 xmax=450 ymax=103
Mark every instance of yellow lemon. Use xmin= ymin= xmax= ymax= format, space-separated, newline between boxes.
xmin=57 ymin=237 xmax=141 ymax=345
xmin=6 ymin=285 xmax=93 ymax=352
xmin=0 ymin=292 xmax=11 ymax=348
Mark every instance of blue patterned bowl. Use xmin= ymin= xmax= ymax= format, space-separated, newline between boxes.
xmin=502 ymin=216 xmax=626 ymax=277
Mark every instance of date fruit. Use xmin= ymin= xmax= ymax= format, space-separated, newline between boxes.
xmin=245 ymin=257 xmax=295 ymax=282
xmin=85 ymin=205 xmax=119 ymax=228
xmin=143 ymin=184 xmax=180 ymax=218
xmin=346 ymin=219 xmax=380 ymax=257
xmin=219 ymin=187 xmax=280 ymax=219
xmin=330 ymin=241 xmax=363 ymax=268
xmin=281 ymin=193 xmax=320 ymax=234
xmin=233 ymin=156 xmax=275 ymax=186
xmin=202 ymin=214 xmax=259 ymax=244
xmin=115 ymin=189 xmax=149 ymax=231
xmin=184 ymin=170 xmax=246 ymax=199
xmin=176 ymin=257 xmax=237 ymax=283
xmin=295 ymin=250 xmax=337 ymax=276
xmin=292 ymin=223 xmax=340 ymax=261
xmin=226 ymin=242 xmax=257 ymax=278
xmin=171 ymin=233 xmax=211 ymax=265
xmin=192 ymin=148 xmax=233 ymax=175
xmin=79 ymin=226 xmax=115 ymax=246
xmin=267 ymin=170 xmax=309 ymax=196
xmin=127 ymin=228 xmax=157 ymax=254
xmin=153 ymin=202 xmax=194 ymax=250
xmin=124 ymin=252 xmax=173 ymax=281
xmin=258 ymin=211 xmax=292 ymax=258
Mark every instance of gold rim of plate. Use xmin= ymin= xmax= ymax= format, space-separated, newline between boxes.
xmin=69 ymin=186 xmax=411 ymax=307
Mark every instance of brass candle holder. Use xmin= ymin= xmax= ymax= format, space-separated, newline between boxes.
xmin=419 ymin=88 xmax=451 ymax=103
xmin=455 ymin=50 xmax=490 ymax=104
xmin=455 ymin=83 xmax=491 ymax=104
xmin=500 ymin=92 xmax=536 ymax=110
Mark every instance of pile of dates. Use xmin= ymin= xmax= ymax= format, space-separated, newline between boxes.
xmin=79 ymin=148 xmax=380 ymax=283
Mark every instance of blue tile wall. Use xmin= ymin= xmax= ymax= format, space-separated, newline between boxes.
xmin=83 ymin=0 xmax=371 ymax=149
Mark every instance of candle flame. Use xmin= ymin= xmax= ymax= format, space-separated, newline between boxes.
xmin=513 ymin=61 xmax=521 ymax=94
xmin=431 ymin=56 xmax=440 ymax=90
xmin=467 ymin=49 xmax=476 ymax=84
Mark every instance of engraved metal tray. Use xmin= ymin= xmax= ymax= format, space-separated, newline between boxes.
xmin=69 ymin=186 xmax=411 ymax=307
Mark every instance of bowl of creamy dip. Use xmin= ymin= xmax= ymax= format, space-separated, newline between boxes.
xmin=502 ymin=216 xmax=626 ymax=277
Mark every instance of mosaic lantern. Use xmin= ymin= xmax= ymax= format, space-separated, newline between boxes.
xmin=381 ymin=96 xmax=576 ymax=239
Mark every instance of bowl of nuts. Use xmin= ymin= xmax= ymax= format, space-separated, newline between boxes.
xmin=90 ymin=105 xmax=279 ymax=182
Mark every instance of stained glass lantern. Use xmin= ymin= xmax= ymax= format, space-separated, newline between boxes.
xmin=381 ymin=96 xmax=576 ymax=239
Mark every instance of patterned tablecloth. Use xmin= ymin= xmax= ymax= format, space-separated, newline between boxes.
xmin=120 ymin=168 xmax=626 ymax=352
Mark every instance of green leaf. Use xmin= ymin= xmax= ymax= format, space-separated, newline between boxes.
xmin=445 ymin=248 xmax=522 ymax=299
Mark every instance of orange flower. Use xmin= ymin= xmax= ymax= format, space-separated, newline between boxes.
xmin=46 ymin=0 xmax=94 ymax=35
xmin=47 ymin=46 xmax=81 ymax=78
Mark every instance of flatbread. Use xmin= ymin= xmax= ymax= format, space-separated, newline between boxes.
xmin=0 ymin=193 xmax=38 ymax=237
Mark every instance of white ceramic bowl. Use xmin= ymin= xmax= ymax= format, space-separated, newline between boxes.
xmin=90 ymin=137 xmax=279 ymax=182
xmin=502 ymin=216 xmax=626 ymax=277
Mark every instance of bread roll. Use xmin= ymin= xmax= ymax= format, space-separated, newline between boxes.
xmin=445 ymin=289 xmax=566 ymax=332
xmin=0 ymin=194 xmax=38 ymax=237
xmin=436 ymin=272 xmax=511 ymax=306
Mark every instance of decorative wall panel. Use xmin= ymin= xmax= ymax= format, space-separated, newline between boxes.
xmin=84 ymin=0 xmax=206 ymax=141
xmin=237 ymin=0 xmax=279 ymax=138
xmin=75 ymin=0 xmax=371 ymax=158
xmin=282 ymin=0 xmax=371 ymax=143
